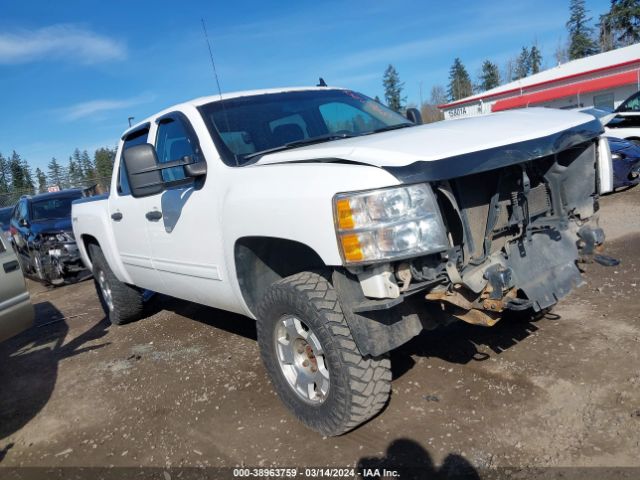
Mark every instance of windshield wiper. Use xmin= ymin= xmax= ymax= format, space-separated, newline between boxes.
xmin=244 ymin=132 xmax=358 ymax=161
xmin=368 ymin=123 xmax=414 ymax=134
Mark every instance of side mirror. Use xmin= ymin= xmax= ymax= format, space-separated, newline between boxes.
xmin=19 ymin=218 xmax=29 ymax=227
xmin=406 ymin=108 xmax=423 ymax=125
xmin=123 ymin=144 xmax=165 ymax=198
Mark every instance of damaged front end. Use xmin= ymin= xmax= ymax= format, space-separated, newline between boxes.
xmin=32 ymin=230 xmax=86 ymax=285
xmin=424 ymin=150 xmax=606 ymax=326
xmin=333 ymin=120 xmax=615 ymax=356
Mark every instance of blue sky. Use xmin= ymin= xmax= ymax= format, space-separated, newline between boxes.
xmin=0 ymin=0 xmax=607 ymax=172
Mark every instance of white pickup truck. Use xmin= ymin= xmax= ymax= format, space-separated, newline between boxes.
xmin=72 ymin=87 xmax=613 ymax=436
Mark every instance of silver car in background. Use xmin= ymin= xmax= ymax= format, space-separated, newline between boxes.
xmin=0 ymin=234 xmax=34 ymax=342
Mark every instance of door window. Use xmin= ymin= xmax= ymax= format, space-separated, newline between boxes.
xmin=155 ymin=117 xmax=199 ymax=183
xmin=18 ymin=200 xmax=28 ymax=222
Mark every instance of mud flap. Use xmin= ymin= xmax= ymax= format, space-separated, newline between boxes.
xmin=332 ymin=269 xmax=424 ymax=357
xmin=506 ymin=232 xmax=584 ymax=311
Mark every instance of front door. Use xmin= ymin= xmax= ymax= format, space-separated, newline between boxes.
xmin=144 ymin=112 xmax=233 ymax=310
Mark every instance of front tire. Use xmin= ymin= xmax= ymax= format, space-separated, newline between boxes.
xmin=89 ymin=244 xmax=143 ymax=325
xmin=257 ymin=271 xmax=391 ymax=436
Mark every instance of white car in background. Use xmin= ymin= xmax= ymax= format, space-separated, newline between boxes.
xmin=603 ymin=91 xmax=640 ymax=144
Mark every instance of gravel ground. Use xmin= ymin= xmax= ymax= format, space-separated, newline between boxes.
xmin=0 ymin=187 xmax=638 ymax=478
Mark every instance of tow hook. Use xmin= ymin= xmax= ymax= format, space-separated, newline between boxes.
xmin=577 ymin=226 xmax=605 ymax=256
xmin=484 ymin=265 xmax=512 ymax=299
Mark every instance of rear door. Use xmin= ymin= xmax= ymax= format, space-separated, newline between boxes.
xmin=107 ymin=126 xmax=165 ymax=292
xmin=0 ymin=235 xmax=34 ymax=342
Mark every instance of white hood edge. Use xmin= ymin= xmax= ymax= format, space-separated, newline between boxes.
xmin=255 ymin=107 xmax=601 ymax=168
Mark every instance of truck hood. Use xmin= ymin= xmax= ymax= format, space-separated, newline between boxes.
xmin=255 ymin=108 xmax=602 ymax=180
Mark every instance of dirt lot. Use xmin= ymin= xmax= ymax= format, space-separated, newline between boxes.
xmin=1 ymin=188 xmax=639 ymax=478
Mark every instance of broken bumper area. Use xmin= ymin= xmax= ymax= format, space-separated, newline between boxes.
xmin=429 ymin=225 xmax=606 ymax=328
xmin=37 ymin=234 xmax=87 ymax=284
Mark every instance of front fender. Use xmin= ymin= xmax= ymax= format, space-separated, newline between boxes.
xmin=221 ymin=162 xmax=401 ymax=267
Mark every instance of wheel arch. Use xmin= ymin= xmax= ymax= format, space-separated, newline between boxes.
xmin=80 ymin=234 xmax=100 ymax=270
xmin=234 ymin=236 xmax=327 ymax=316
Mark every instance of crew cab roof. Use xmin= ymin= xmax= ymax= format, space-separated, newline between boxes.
xmin=24 ymin=189 xmax=84 ymax=202
xmin=122 ymin=86 xmax=345 ymax=138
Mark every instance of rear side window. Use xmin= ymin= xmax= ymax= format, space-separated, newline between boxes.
xmin=118 ymin=127 xmax=150 ymax=196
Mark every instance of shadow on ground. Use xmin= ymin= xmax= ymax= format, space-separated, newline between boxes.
xmin=357 ymin=438 xmax=480 ymax=480
xmin=149 ymin=294 xmax=258 ymax=341
xmin=0 ymin=301 xmax=110 ymax=444
xmin=392 ymin=309 xmax=554 ymax=380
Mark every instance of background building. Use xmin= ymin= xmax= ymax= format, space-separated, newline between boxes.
xmin=439 ymin=43 xmax=640 ymax=120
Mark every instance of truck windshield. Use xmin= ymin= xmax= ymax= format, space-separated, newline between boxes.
xmin=31 ymin=195 xmax=81 ymax=221
xmin=198 ymin=89 xmax=411 ymax=166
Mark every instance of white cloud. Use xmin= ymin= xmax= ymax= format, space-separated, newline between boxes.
xmin=60 ymin=94 xmax=155 ymax=121
xmin=0 ymin=24 xmax=126 ymax=65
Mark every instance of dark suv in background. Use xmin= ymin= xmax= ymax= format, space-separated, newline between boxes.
xmin=10 ymin=189 xmax=88 ymax=285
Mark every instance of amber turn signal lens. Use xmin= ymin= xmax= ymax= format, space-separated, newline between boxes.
xmin=336 ymin=199 xmax=355 ymax=230
xmin=340 ymin=234 xmax=363 ymax=262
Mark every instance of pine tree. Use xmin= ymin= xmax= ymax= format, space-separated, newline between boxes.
xmin=68 ymin=156 xmax=83 ymax=187
xmin=9 ymin=151 xmax=26 ymax=192
xmin=47 ymin=157 xmax=64 ymax=189
xmin=0 ymin=153 xmax=10 ymax=195
xmin=21 ymin=158 xmax=35 ymax=194
xmin=35 ymin=168 xmax=47 ymax=193
xmin=567 ymin=0 xmax=598 ymax=59
xmin=94 ymin=147 xmax=115 ymax=183
xmin=479 ymin=60 xmax=501 ymax=92
xmin=515 ymin=47 xmax=531 ymax=79
xmin=81 ymin=149 xmax=96 ymax=184
xmin=382 ymin=65 xmax=406 ymax=112
xmin=600 ymin=0 xmax=640 ymax=49
xmin=529 ymin=45 xmax=542 ymax=74
xmin=447 ymin=58 xmax=472 ymax=102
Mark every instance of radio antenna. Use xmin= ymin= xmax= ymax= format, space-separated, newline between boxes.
xmin=201 ymin=18 xmax=237 ymax=165
xmin=201 ymin=18 xmax=224 ymax=101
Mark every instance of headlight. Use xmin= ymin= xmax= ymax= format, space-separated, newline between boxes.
xmin=612 ymin=153 xmax=622 ymax=161
xmin=334 ymin=183 xmax=448 ymax=264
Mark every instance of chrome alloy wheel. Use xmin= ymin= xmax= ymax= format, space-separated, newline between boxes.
xmin=97 ymin=269 xmax=114 ymax=312
xmin=274 ymin=315 xmax=330 ymax=404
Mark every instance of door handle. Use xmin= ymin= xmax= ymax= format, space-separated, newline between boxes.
xmin=3 ymin=260 xmax=19 ymax=273
xmin=111 ymin=212 xmax=123 ymax=221
xmin=145 ymin=210 xmax=163 ymax=221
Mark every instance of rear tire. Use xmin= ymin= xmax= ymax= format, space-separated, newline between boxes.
xmin=89 ymin=244 xmax=143 ymax=325
xmin=256 ymin=270 xmax=391 ymax=436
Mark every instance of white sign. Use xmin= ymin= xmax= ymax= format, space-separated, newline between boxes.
xmin=443 ymin=103 xmax=484 ymax=120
